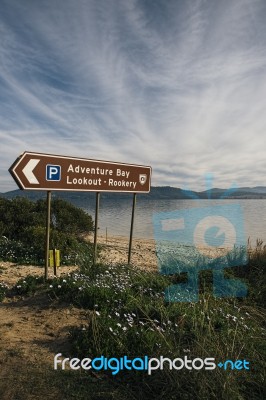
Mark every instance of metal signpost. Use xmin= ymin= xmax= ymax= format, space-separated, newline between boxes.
xmin=93 ymin=192 xmax=100 ymax=266
xmin=128 ymin=193 xmax=136 ymax=264
xmin=45 ymin=191 xmax=51 ymax=279
xmin=9 ymin=152 xmax=151 ymax=277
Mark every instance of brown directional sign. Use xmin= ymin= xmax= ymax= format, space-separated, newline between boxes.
xmin=9 ymin=152 xmax=151 ymax=193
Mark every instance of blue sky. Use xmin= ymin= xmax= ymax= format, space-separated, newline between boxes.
xmin=1 ymin=0 xmax=266 ymax=192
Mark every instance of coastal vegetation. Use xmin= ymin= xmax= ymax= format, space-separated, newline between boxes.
xmin=2 ymin=250 xmax=264 ymax=399
xmin=0 ymin=198 xmax=265 ymax=399
xmin=0 ymin=197 xmax=94 ymax=265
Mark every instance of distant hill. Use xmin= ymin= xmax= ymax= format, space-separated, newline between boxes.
xmin=0 ymin=186 xmax=188 ymax=201
xmin=239 ymin=186 xmax=266 ymax=194
xmin=198 ymin=187 xmax=266 ymax=199
xmin=1 ymin=185 xmax=266 ymax=202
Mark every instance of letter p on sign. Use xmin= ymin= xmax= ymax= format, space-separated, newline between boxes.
xmin=46 ymin=165 xmax=61 ymax=181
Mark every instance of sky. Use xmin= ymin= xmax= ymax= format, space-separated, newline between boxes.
xmin=0 ymin=0 xmax=266 ymax=193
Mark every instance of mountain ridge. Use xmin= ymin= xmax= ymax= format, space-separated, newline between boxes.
xmin=1 ymin=185 xmax=266 ymax=201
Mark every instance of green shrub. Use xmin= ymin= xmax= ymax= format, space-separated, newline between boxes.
xmin=15 ymin=275 xmax=45 ymax=295
xmin=0 ymin=236 xmax=36 ymax=264
xmin=50 ymin=198 xmax=93 ymax=235
xmin=0 ymin=197 xmax=94 ymax=265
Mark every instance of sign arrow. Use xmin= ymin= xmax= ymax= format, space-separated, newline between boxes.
xmin=22 ymin=159 xmax=40 ymax=184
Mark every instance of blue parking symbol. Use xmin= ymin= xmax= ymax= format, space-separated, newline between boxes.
xmin=46 ymin=165 xmax=61 ymax=181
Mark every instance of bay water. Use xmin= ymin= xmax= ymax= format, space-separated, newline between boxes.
xmin=77 ymin=198 xmax=266 ymax=247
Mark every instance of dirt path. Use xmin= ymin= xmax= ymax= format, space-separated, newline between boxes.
xmin=0 ymin=291 xmax=88 ymax=365
xmin=0 ymin=263 xmax=86 ymax=361
xmin=0 ymin=263 xmax=91 ymax=398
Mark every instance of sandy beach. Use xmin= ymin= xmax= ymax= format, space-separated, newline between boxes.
xmin=87 ymin=233 xmax=246 ymax=268
xmin=87 ymin=234 xmax=158 ymax=271
xmin=87 ymin=233 xmax=249 ymax=274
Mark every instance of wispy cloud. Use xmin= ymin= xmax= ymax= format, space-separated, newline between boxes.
xmin=0 ymin=0 xmax=266 ymax=192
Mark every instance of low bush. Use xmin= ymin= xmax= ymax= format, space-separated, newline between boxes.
xmin=14 ymin=275 xmax=46 ymax=295
xmin=0 ymin=197 xmax=94 ymax=265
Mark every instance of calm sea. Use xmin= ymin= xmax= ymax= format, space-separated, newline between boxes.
xmin=78 ymin=198 xmax=266 ymax=246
